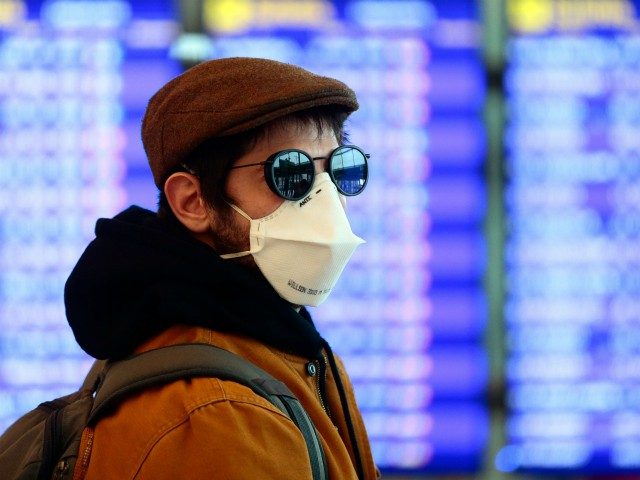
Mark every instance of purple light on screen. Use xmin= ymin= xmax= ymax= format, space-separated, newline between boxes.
xmin=427 ymin=176 xmax=485 ymax=224
xmin=584 ymin=182 xmax=614 ymax=214
xmin=429 ymin=119 xmax=485 ymax=167
xmin=382 ymin=96 xmax=430 ymax=127
xmin=123 ymin=176 xmax=157 ymax=210
xmin=585 ymin=121 xmax=611 ymax=150
xmin=430 ymin=290 xmax=486 ymax=340
xmin=429 ymin=61 xmax=485 ymax=110
xmin=429 ymin=347 xmax=488 ymax=397
xmin=370 ymin=439 xmax=434 ymax=470
xmin=429 ymin=233 xmax=485 ymax=280
xmin=120 ymin=61 xmax=181 ymax=111
xmin=122 ymin=121 xmax=147 ymax=167
xmin=429 ymin=404 xmax=489 ymax=452
xmin=341 ymin=354 xmax=433 ymax=382
xmin=353 ymin=382 xmax=433 ymax=410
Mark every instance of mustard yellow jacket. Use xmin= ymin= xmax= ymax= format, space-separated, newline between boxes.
xmin=74 ymin=325 xmax=378 ymax=480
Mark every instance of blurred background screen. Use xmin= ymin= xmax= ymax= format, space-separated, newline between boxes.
xmin=0 ymin=0 xmax=491 ymax=475
xmin=498 ymin=0 xmax=640 ymax=474
xmin=1 ymin=0 xmax=640 ymax=478
xmin=0 ymin=0 xmax=180 ymax=439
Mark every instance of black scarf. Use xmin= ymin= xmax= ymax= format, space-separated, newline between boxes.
xmin=64 ymin=206 xmax=324 ymax=360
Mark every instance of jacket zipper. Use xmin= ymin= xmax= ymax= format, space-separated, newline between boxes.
xmin=75 ymin=428 xmax=95 ymax=480
xmin=315 ymin=354 xmax=332 ymax=420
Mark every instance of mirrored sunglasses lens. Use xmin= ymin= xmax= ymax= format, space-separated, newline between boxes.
xmin=330 ymin=147 xmax=368 ymax=195
xmin=271 ymin=151 xmax=314 ymax=200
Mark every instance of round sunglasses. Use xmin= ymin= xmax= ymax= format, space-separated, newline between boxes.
xmin=229 ymin=145 xmax=370 ymax=201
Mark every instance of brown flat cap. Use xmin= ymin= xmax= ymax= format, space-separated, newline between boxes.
xmin=142 ymin=57 xmax=359 ymax=187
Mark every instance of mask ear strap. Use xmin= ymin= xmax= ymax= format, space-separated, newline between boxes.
xmin=220 ymin=250 xmax=251 ymax=259
xmin=227 ymin=202 xmax=252 ymax=222
xmin=219 ymin=203 xmax=255 ymax=260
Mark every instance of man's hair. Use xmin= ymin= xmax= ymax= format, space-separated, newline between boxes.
xmin=157 ymin=105 xmax=351 ymax=219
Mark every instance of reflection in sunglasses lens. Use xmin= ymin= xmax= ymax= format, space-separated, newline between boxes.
xmin=272 ymin=151 xmax=314 ymax=200
xmin=331 ymin=147 xmax=367 ymax=195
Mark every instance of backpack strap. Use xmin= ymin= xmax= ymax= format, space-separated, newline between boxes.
xmin=81 ymin=359 xmax=106 ymax=391
xmin=87 ymin=344 xmax=328 ymax=480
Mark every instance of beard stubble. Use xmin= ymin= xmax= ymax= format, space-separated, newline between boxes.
xmin=209 ymin=204 xmax=260 ymax=271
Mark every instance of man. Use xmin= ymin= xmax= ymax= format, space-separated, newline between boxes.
xmin=64 ymin=57 xmax=378 ymax=479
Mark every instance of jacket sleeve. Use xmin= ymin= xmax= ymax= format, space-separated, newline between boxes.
xmin=135 ymin=396 xmax=313 ymax=480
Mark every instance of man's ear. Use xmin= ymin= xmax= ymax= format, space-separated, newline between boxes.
xmin=163 ymin=172 xmax=211 ymax=234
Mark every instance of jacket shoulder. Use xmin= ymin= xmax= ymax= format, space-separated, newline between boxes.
xmin=86 ymin=377 xmax=312 ymax=480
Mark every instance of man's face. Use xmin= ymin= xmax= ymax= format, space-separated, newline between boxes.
xmin=204 ymin=121 xmax=342 ymax=259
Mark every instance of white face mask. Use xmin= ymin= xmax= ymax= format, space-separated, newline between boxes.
xmin=220 ymin=172 xmax=364 ymax=306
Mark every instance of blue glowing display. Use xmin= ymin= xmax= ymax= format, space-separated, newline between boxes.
xmin=0 ymin=0 xmax=488 ymax=474
xmin=0 ymin=0 xmax=180 ymax=428
xmin=500 ymin=0 xmax=640 ymax=473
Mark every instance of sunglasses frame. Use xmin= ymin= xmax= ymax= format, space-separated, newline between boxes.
xmin=231 ymin=145 xmax=369 ymax=201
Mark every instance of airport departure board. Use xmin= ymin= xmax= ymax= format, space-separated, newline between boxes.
xmin=0 ymin=0 xmax=180 ymax=430
xmin=498 ymin=0 xmax=640 ymax=473
xmin=0 ymin=0 xmax=489 ymax=474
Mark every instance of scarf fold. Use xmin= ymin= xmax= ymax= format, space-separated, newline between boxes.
xmin=64 ymin=206 xmax=324 ymax=360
